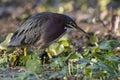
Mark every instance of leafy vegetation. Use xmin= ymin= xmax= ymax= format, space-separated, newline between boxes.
xmin=0 ymin=33 xmax=119 ymax=80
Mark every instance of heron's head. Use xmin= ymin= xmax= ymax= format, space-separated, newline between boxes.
xmin=65 ymin=15 xmax=87 ymax=34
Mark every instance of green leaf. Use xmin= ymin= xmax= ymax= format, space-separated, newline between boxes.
xmin=47 ymin=42 xmax=64 ymax=56
xmin=56 ymin=44 xmax=64 ymax=55
xmin=0 ymin=33 xmax=13 ymax=50
xmin=49 ymin=72 xmax=58 ymax=79
xmin=84 ymin=68 xmax=91 ymax=75
xmin=90 ymin=35 xmax=98 ymax=44
xmin=100 ymin=40 xmax=118 ymax=50
xmin=68 ymin=52 xmax=79 ymax=59
xmin=106 ymin=57 xmax=120 ymax=62
xmin=96 ymin=62 xmax=114 ymax=72
xmin=79 ymin=62 xmax=88 ymax=67
xmin=59 ymin=34 xmax=72 ymax=42
xmin=50 ymin=57 xmax=65 ymax=67
xmin=26 ymin=59 xmax=41 ymax=73
xmin=60 ymin=66 xmax=68 ymax=75
xmin=26 ymin=54 xmax=41 ymax=73
xmin=10 ymin=55 xmax=17 ymax=66
xmin=59 ymin=40 xmax=69 ymax=47
xmin=47 ymin=43 xmax=59 ymax=54
xmin=91 ymin=47 xmax=100 ymax=53
xmin=80 ymin=58 xmax=91 ymax=63
xmin=78 ymin=58 xmax=91 ymax=67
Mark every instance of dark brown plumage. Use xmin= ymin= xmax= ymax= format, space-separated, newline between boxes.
xmin=8 ymin=12 xmax=86 ymax=49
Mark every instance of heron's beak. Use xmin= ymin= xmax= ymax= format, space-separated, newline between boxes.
xmin=74 ymin=25 xmax=87 ymax=34
xmin=74 ymin=25 xmax=90 ymax=38
xmin=67 ymin=24 xmax=87 ymax=34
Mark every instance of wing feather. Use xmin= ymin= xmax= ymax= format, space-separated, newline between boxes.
xmin=9 ymin=13 xmax=50 ymax=47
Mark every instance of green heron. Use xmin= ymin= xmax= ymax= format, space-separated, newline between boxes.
xmin=8 ymin=12 xmax=86 ymax=56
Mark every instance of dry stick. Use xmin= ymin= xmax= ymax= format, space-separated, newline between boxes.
xmin=109 ymin=7 xmax=113 ymax=32
xmin=113 ymin=15 xmax=120 ymax=33
xmin=97 ymin=18 xmax=106 ymax=27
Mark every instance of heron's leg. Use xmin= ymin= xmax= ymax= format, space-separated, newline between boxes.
xmin=37 ymin=50 xmax=52 ymax=64
xmin=23 ymin=48 xmax=27 ymax=56
xmin=47 ymin=53 xmax=52 ymax=58
xmin=37 ymin=49 xmax=52 ymax=58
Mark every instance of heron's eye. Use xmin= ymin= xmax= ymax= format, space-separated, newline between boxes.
xmin=66 ymin=21 xmax=76 ymax=28
xmin=69 ymin=21 xmax=76 ymax=27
